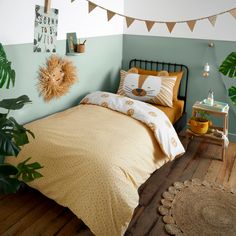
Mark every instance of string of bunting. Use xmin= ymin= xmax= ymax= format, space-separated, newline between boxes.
xmin=71 ymin=0 xmax=236 ymax=33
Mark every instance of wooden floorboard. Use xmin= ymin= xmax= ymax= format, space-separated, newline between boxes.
xmin=0 ymin=136 xmax=235 ymax=236
xmin=126 ymin=137 xmax=236 ymax=236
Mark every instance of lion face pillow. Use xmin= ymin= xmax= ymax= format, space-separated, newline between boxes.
xmin=123 ymin=73 xmax=162 ymax=101
xmin=117 ymin=69 xmax=176 ymax=107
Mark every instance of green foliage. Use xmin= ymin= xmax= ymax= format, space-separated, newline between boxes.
xmin=0 ymin=95 xmax=31 ymax=110
xmin=16 ymin=157 xmax=43 ymax=182
xmin=0 ymin=164 xmax=21 ymax=194
xmin=0 ymin=44 xmax=43 ymax=194
xmin=191 ymin=111 xmax=209 ymax=122
xmin=228 ymin=86 xmax=236 ymax=105
xmin=195 ymin=110 xmax=209 ymax=121
xmin=219 ymin=52 xmax=236 ymax=78
xmin=219 ymin=52 xmax=236 ymax=105
xmin=0 ymin=97 xmax=34 ymax=157
xmin=0 ymin=43 xmax=15 ymax=89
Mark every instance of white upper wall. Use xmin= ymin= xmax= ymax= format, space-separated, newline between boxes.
xmin=0 ymin=0 xmax=124 ymax=45
xmin=124 ymin=0 xmax=236 ymax=41
xmin=1 ymin=0 xmax=236 ymax=45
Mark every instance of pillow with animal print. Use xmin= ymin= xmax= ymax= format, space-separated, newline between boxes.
xmin=117 ymin=70 xmax=177 ymax=107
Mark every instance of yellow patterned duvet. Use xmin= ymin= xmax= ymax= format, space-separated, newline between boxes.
xmin=7 ymin=92 xmax=184 ymax=235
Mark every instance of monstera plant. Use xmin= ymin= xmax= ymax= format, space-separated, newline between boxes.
xmin=0 ymin=43 xmax=43 ymax=194
xmin=219 ymin=52 xmax=236 ymax=105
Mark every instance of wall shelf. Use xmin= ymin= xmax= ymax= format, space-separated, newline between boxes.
xmin=66 ymin=32 xmax=86 ymax=56
xmin=66 ymin=52 xmax=84 ymax=56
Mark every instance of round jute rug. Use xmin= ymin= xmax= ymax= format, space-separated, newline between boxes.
xmin=158 ymin=179 xmax=236 ymax=236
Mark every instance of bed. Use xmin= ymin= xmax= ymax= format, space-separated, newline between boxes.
xmin=7 ymin=60 xmax=189 ymax=236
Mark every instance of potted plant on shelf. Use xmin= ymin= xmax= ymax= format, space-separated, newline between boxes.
xmin=189 ymin=111 xmax=211 ymax=134
xmin=219 ymin=52 xmax=236 ymax=105
xmin=0 ymin=43 xmax=43 ymax=194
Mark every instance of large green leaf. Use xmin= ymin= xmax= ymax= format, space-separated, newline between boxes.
xmin=16 ymin=157 xmax=43 ymax=182
xmin=219 ymin=52 xmax=236 ymax=78
xmin=0 ymin=95 xmax=31 ymax=110
xmin=0 ymin=164 xmax=21 ymax=194
xmin=0 ymin=43 xmax=15 ymax=89
xmin=228 ymin=86 xmax=236 ymax=105
xmin=0 ymin=130 xmax=20 ymax=156
xmin=0 ymin=115 xmax=34 ymax=156
xmin=0 ymin=163 xmax=18 ymax=176
xmin=0 ymin=155 xmax=4 ymax=164
xmin=9 ymin=117 xmax=35 ymax=146
xmin=0 ymin=176 xmax=21 ymax=194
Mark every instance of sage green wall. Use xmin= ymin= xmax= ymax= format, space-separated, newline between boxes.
xmin=122 ymin=34 xmax=236 ymax=141
xmin=0 ymin=35 xmax=123 ymax=124
xmin=1 ymin=34 xmax=236 ymax=141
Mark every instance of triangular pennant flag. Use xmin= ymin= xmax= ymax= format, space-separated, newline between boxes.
xmin=166 ymin=22 xmax=176 ymax=33
xmin=107 ymin=10 xmax=115 ymax=21
xmin=229 ymin=9 xmax=236 ymax=19
xmin=187 ymin=20 xmax=196 ymax=32
xmin=208 ymin=15 xmax=217 ymax=26
xmin=88 ymin=1 xmax=97 ymax=13
xmin=145 ymin=21 xmax=155 ymax=32
xmin=126 ymin=17 xmax=135 ymax=28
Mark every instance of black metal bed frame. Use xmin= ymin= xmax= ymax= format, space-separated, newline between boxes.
xmin=129 ymin=59 xmax=189 ymax=133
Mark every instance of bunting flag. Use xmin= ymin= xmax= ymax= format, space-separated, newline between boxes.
xmin=230 ymin=9 xmax=236 ymax=19
xmin=145 ymin=21 xmax=155 ymax=32
xmin=126 ymin=17 xmax=135 ymax=28
xmin=71 ymin=0 xmax=236 ymax=34
xmin=107 ymin=10 xmax=115 ymax=21
xmin=208 ymin=15 xmax=217 ymax=26
xmin=187 ymin=20 xmax=196 ymax=32
xmin=166 ymin=22 xmax=176 ymax=33
xmin=88 ymin=1 xmax=97 ymax=13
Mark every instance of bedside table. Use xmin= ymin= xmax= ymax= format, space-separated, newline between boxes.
xmin=186 ymin=101 xmax=229 ymax=161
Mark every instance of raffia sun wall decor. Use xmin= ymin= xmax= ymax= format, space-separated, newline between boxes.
xmin=38 ymin=55 xmax=77 ymax=102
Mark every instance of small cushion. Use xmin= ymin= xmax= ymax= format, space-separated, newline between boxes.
xmin=169 ymin=71 xmax=184 ymax=101
xmin=135 ymin=68 xmax=184 ymax=101
xmin=117 ymin=69 xmax=176 ymax=107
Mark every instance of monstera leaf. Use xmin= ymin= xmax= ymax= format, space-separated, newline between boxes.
xmin=0 ymin=43 xmax=15 ymax=89
xmin=0 ymin=115 xmax=34 ymax=157
xmin=0 ymin=95 xmax=31 ymax=110
xmin=0 ymin=44 xmax=43 ymax=194
xmin=16 ymin=157 xmax=43 ymax=182
xmin=0 ymin=158 xmax=43 ymax=193
xmin=229 ymin=86 xmax=236 ymax=105
xmin=219 ymin=52 xmax=236 ymax=78
xmin=0 ymin=164 xmax=21 ymax=194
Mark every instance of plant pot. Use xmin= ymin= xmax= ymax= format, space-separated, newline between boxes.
xmin=189 ymin=118 xmax=209 ymax=134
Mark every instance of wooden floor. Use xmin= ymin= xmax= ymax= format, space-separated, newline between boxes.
xmin=1 ymin=136 xmax=236 ymax=236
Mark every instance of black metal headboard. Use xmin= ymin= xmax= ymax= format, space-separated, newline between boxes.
xmin=129 ymin=59 xmax=189 ymax=112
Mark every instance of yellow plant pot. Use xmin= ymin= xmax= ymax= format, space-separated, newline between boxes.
xmin=189 ymin=119 xmax=209 ymax=134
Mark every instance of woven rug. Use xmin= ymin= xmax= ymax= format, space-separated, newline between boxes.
xmin=158 ymin=179 xmax=236 ymax=236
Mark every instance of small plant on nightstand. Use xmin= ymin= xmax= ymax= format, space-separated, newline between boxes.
xmin=189 ymin=111 xmax=211 ymax=134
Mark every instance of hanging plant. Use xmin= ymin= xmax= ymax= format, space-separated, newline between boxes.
xmin=219 ymin=52 xmax=236 ymax=105
xmin=38 ymin=55 xmax=77 ymax=102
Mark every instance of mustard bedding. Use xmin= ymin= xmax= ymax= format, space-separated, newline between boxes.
xmin=153 ymin=100 xmax=184 ymax=124
xmin=7 ymin=104 xmax=174 ymax=235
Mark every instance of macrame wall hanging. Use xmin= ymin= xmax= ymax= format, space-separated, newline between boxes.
xmin=38 ymin=55 xmax=77 ymax=102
